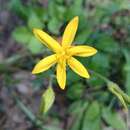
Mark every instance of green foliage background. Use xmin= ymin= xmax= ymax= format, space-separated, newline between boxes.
xmin=1 ymin=0 xmax=130 ymax=130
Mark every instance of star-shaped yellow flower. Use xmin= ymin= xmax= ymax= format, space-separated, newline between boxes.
xmin=32 ymin=16 xmax=97 ymax=89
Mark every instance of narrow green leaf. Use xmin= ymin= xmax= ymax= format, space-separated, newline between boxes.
xmin=102 ymin=107 xmax=127 ymax=130
xmin=9 ymin=0 xmax=28 ymax=20
xmin=75 ymin=28 xmax=92 ymax=44
xmin=66 ymin=83 xmax=85 ymax=100
xmin=88 ymin=53 xmax=110 ymax=77
xmin=69 ymin=101 xmax=88 ymax=130
xmin=67 ymin=70 xmax=80 ymax=85
xmin=48 ymin=18 xmax=62 ymax=35
xmin=15 ymin=98 xmax=36 ymax=122
xmin=82 ymin=101 xmax=101 ymax=130
xmin=123 ymin=49 xmax=130 ymax=96
xmin=28 ymin=36 xmax=44 ymax=54
xmin=84 ymin=101 xmax=100 ymax=121
xmin=96 ymin=35 xmax=119 ymax=53
xmin=68 ymin=100 xmax=88 ymax=114
xmin=83 ymin=116 xmax=101 ymax=130
xmin=12 ymin=26 xmax=32 ymax=44
xmin=28 ymin=12 xmax=44 ymax=29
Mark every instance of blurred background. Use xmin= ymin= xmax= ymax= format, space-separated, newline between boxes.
xmin=0 ymin=0 xmax=130 ymax=130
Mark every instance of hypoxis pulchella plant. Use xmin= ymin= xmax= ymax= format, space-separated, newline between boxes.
xmin=32 ymin=16 xmax=97 ymax=89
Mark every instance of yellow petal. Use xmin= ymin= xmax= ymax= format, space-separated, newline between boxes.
xmin=62 ymin=16 xmax=79 ymax=48
xmin=68 ymin=45 xmax=97 ymax=57
xmin=33 ymin=29 xmax=62 ymax=53
xmin=56 ymin=60 xmax=66 ymax=89
xmin=32 ymin=54 xmax=57 ymax=74
xmin=67 ymin=57 xmax=90 ymax=78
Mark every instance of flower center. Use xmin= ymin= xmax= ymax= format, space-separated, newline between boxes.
xmin=56 ymin=48 xmax=71 ymax=61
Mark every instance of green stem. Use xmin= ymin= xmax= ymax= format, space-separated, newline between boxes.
xmin=89 ymin=69 xmax=110 ymax=83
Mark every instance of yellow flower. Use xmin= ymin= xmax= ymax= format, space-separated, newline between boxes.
xmin=32 ymin=16 xmax=97 ymax=89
